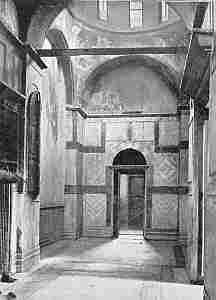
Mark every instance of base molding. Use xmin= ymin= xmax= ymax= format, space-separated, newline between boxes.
xmin=63 ymin=232 xmax=77 ymax=240
xmin=40 ymin=235 xmax=66 ymax=248
xmin=19 ymin=246 xmax=40 ymax=272
xmin=204 ymin=286 xmax=211 ymax=300
xmin=144 ymin=229 xmax=178 ymax=241
xmin=178 ymin=233 xmax=188 ymax=245
xmin=83 ymin=226 xmax=113 ymax=238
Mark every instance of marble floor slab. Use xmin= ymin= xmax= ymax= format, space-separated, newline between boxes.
xmin=0 ymin=236 xmax=201 ymax=300
xmin=29 ymin=276 xmax=203 ymax=300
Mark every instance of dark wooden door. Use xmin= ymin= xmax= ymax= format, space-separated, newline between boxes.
xmin=0 ymin=183 xmax=12 ymax=273
xmin=113 ymin=170 xmax=120 ymax=238
xmin=128 ymin=175 xmax=145 ymax=229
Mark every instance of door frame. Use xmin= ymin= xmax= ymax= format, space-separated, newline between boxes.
xmin=112 ymin=165 xmax=149 ymax=237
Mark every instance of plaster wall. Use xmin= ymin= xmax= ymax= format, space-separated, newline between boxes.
xmin=83 ymin=63 xmax=177 ymax=114
xmin=204 ymin=47 xmax=216 ymax=299
xmin=37 ymin=39 xmax=66 ymax=247
xmin=15 ymin=35 xmax=68 ymax=264
xmin=40 ymin=39 xmax=66 ymax=208
xmin=9 ymin=60 xmax=44 ymax=273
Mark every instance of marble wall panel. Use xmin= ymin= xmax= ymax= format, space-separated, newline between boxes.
xmin=83 ymin=153 xmax=106 ymax=185
xmin=84 ymin=119 xmax=101 ymax=146
xmin=39 ymin=206 xmax=64 ymax=247
xmin=77 ymin=112 xmax=84 ymax=144
xmin=65 ymin=149 xmax=77 ymax=185
xmin=64 ymin=194 xmax=78 ymax=239
xmin=143 ymin=122 xmax=155 ymax=141
xmin=153 ymin=153 xmax=178 ymax=186
xmin=159 ymin=118 xmax=179 ymax=146
xmin=132 ymin=121 xmax=144 ymax=141
xmin=179 ymin=149 xmax=188 ymax=185
xmin=84 ymin=194 xmax=107 ymax=227
xmin=132 ymin=121 xmax=154 ymax=141
xmin=106 ymin=121 xmax=128 ymax=141
xmin=152 ymin=194 xmax=178 ymax=229
xmin=179 ymin=194 xmax=188 ymax=235
xmin=180 ymin=113 xmax=189 ymax=141
xmin=65 ymin=110 xmax=73 ymax=141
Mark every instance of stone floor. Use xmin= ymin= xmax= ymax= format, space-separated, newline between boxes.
xmin=0 ymin=234 xmax=203 ymax=300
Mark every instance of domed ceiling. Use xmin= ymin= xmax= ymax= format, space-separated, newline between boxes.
xmin=68 ymin=0 xmax=182 ymax=34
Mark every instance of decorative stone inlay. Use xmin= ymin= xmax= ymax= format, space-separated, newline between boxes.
xmin=85 ymin=194 xmax=107 ymax=227
xmin=153 ymin=154 xmax=177 ymax=185
xmin=133 ymin=121 xmax=154 ymax=141
xmin=84 ymin=120 xmax=102 ymax=146
xmin=152 ymin=194 xmax=178 ymax=229
xmin=83 ymin=153 xmax=106 ymax=185
xmin=106 ymin=121 xmax=128 ymax=141
xmin=159 ymin=119 xmax=179 ymax=146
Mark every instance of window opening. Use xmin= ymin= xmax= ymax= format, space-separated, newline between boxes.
xmin=130 ymin=0 xmax=143 ymax=28
xmin=98 ymin=0 xmax=108 ymax=21
xmin=161 ymin=0 xmax=169 ymax=22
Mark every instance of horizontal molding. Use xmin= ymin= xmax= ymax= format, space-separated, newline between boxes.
xmin=66 ymin=106 xmax=178 ymax=119
xmin=65 ymin=185 xmax=108 ymax=194
xmin=40 ymin=205 xmax=64 ymax=210
xmin=154 ymin=121 xmax=188 ymax=153
xmin=179 ymin=141 xmax=189 ymax=149
xmin=83 ymin=226 xmax=113 ymax=238
xmin=66 ymin=106 xmax=87 ymax=118
xmin=178 ymin=233 xmax=188 ymax=245
xmin=155 ymin=145 xmax=179 ymax=153
xmin=64 ymin=185 xmax=188 ymax=195
xmin=65 ymin=185 xmax=82 ymax=194
xmin=22 ymin=246 xmax=40 ymax=272
xmin=39 ymin=235 xmax=65 ymax=248
xmin=151 ymin=186 xmax=189 ymax=194
xmin=66 ymin=141 xmax=105 ymax=153
xmin=66 ymin=122 xmax=106 ymax=153
xmin=145 ymin=228 xmax=177 ymax=233
xmin=63 ymin=233 xmax=77 ymax=240
xmin=154 ymin=121 xmax=178 ymax=153
xmin=144 ymin=230 xmax=178 ymax=241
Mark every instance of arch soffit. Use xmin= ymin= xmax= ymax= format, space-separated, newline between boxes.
xmin=80 ymin=55 xmax=180 ymax=101
xmin=46 ymin=28 xmax=74 ymax=104
xmin=26 ymin=1 xmax=196 ymax=48
xmin=106 ymin=143 xmax=152 ymax=167
xmin=113 ymin=148 xmax=147 ymax=165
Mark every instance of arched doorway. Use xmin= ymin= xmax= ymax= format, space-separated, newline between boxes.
xmin=112 ymin=149 xmax=147 ymax=237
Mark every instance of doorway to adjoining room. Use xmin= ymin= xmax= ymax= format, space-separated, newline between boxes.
xmin=112 ymin=148 xmax=147 ymax=238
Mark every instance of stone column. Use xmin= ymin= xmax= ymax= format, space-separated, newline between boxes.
xmin=187 ymin=99 xmax=207 ymax=281
xmin=177 ymin=103 xmax=190 ymax=247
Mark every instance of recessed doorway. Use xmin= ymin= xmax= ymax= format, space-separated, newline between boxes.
xmin=112 ymin=148 xmax=147 ymax=238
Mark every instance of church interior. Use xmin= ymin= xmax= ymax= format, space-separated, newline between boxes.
xmin=0 ymin=0 xmax=215 ymax=299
